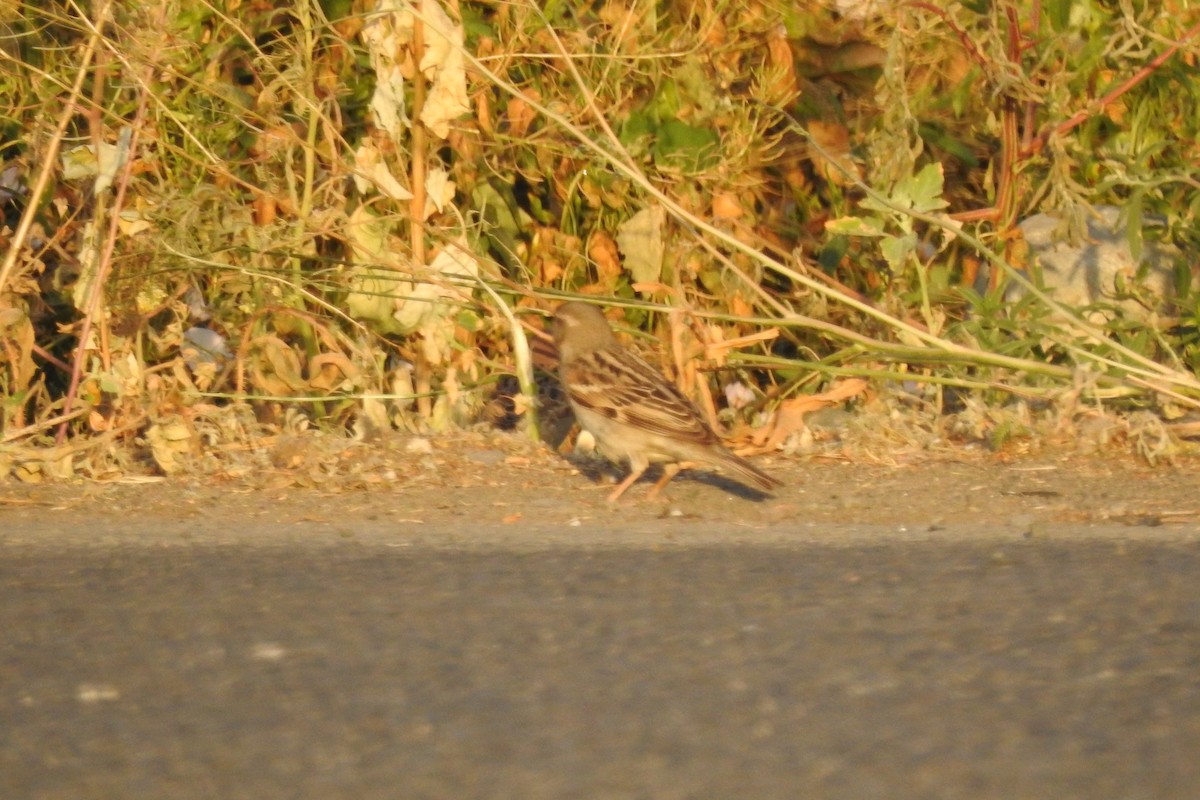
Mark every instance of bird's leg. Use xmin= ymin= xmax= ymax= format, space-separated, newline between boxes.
xmin=645 ymin=463 xmax=683 ymax=500
xmin=609 ymin=465 xmax=648 ymax=503
xmin=609 ymin=455 xmax=657 ymax=501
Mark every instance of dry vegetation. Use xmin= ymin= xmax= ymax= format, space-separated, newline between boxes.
xmin=1 ymin=0 xmax=1199 ymax=482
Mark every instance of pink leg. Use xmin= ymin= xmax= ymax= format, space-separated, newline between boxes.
xmin=645 ymin=463 xmax=682 ymax=500
xmin=607 ymin=463 xmax=648 ymax=503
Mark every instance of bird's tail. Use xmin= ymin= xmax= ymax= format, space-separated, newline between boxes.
xmin=716 ymin=451 xmax=781 ymax=492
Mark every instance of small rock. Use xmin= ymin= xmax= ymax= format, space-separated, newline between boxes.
xmin=405 ymin=437 xmax=434 ymax=455
xmin=464 ymin=449 xmax=507 ymax=466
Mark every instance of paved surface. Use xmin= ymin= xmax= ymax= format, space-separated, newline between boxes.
xmin=3 ymin=515 xmax=1199 ymax=799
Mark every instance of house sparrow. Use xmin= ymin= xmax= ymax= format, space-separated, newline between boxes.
xmin=551 ymin=301 xmax=781 ymax=502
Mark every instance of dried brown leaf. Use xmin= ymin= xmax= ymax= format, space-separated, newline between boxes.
xmin=309 ymin=353 xmax=359 ymax=392
xmin=807 ymin=119 xmax=859 ymax=186
xmin=712 ymin=192 xmax=744 ymax=220
xmin=587 ymin=231 xmax=623 ymax=288
xmin=703 ymin=328 xmax=779 ymax=361
xmin=764 ymin=27 xmax=800 ymax=106
xmin=506 ymin=92 xmax=539 ymax=138
xmin=146 ymin=417 xmax=198 ymax=475
xmin=751 ymin=378 xmax=870 ymax=451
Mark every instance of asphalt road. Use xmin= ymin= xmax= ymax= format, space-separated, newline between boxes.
xmin=3 ymin=516 xmax=1199 ymax=800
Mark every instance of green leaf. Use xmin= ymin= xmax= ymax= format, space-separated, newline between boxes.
xmin=460 ymin=8 xmax=495 ymax=41
xmin=619 ymin=109 xmax=656 ymax=151
xmin=1124 ymin=193 xmax=1144 ymax=264
xmin=862 ymin=162 xmax=947 ymax=217
xmin=1045 ymin=0 xmax=1072 ymax=31
xmin=652 ymin=119 xmax=720 ymax=171
xmin=345 ymin=267 xmax=403 ymax=332
xmin=318 ymin=0 xmax=355 ymax=22
xmin=904 ymin=162 xmax=948 ymax=213
xmin=616 ymin=205 xmax=666 ymax=286
xmin=881 ymin=233 xmax=916 ymax=270
xmin=471 ymin=181 xmax=526 ymax=271
xmin=456 ymin=309 xmax=482 ymax=333
xmin=918 ymin=122 xmax=979 ymax=166
xmin=649 ymin=80 xmax=681 ymax=121
xmin=675 ymin=57 xmax=720 ymax=116
xmin=825 ymin=215 xmax=887 ymax=237
xmin=99 ymin=372 xmax=122 ymax=394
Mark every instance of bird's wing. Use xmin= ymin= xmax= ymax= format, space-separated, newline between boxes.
xmin=563 ymin=346 xmax=719 ymax=446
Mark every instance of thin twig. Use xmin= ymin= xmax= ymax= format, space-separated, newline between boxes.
xmin=410 ymin=8 xmax=433 ymax=420
xmin=0 ymin=0 xmax=110 ymax=298
xmin=57 ymin=2 xmax=157 ymax=443
xmin=1023 ymin=19 xmax=1200 ymax=156
xmin=2 ymin=406 xmax=90 ymax=444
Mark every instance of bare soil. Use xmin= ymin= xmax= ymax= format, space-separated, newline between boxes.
xmin=3 ymin=430 xmax=1199 ymax=546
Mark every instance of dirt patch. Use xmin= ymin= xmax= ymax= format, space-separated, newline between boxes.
xmin=3 ymin=429 xmax=1199 ymax=549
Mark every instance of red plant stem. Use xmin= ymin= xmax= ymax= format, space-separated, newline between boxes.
xmin=32 ymin=342 xmax=72 ymax=373
xmin=904 ymin=2 xmax=989 ymax=67
xmin=995 ymin=5 xmax=1022 ymax=226
xmin=56 ymin=79 xmax=153 ymax=445
xmin=916 ymin=3 xmax=1197 ymax=249
xmin=1021 ymin=0 xmax=1042 ymax=152
xmin=1022 ymin=18 xmax=1200 ymax=156
xmin=410 ymin=9 xmax=432 ymax=420
xmin=411 ymin=15 xmax=427 ymax=269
